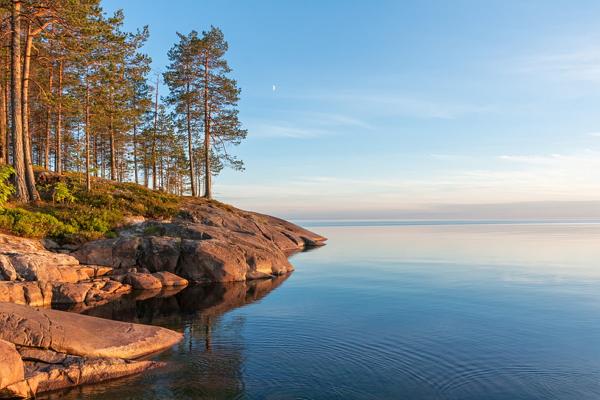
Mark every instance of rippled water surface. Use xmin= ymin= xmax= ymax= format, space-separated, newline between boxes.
xmin=47 ymin=222 xmax=600 ymax=399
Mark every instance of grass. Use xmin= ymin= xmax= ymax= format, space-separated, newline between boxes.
xmin=0 ymin=170 xmax=190 ymax=242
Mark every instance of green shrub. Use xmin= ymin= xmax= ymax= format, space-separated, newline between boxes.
xmin=53 ymin=182 xmax=76 ymax=204
xmin=0 ymin=208 xmax=76 ymax=238
xmin=0 ymin=165 xmax=15 ymax=208
xmin=3 ymin=171 xmax=187 ymax=241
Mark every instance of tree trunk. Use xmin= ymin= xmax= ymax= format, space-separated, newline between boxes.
xmin=93 ymin=129 xmax=98 ymax=177
xmin=142 ymin=139 xmax=149 ymax=188
xmin=132 ymin=95 xmax=138 ymax=184
xmin=186 ymin=82 xmax=196 ymax=196
xmin=21 ymin=24 xmax=39 ymax=200
xmin=0 ymin=80 xmax=6 ymax=165
xmin=109 ymin=114 xmax=116 ymax=180
xmin=3 ymin=48 xmax=9 ymax=165
xmin=10 ymin=0 xmax=29 ymax=202
xmin=203 ymin=56 xmax=211 ymax=199
xmin=55 ymin=60 xmax=63 ymax=174
xmin=152 ymin=75 xmax=158 ymax=190
xmin=85 ymin=77 xmax=91 ymax=191
xmin=109 ymin=89 xmax=116 ymax=180
xmin=44 ymin=63 xmax=53 ymax=169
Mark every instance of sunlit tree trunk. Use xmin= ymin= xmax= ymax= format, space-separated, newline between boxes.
xmin=132 ymin=94 xmax=139 ymax=184
xmin=203 ymin=55 xmax=211 ymax=199
xmin=10 ymin=0 xmax=29 ymax=202
xmin=85 ymin=76 xmax=91 ymax=191
xmin=44 ymin=63 xmax=53 ymax=169
xmin=0 ymin=79 xmax=6 ymax=165
xmin=186 ymin=82 xmax=196 ymax=196
xmin=109 ymin=114 xmax=116 ymax=180
xmin=21 ymin=24 xmax=39 ymax=200
xmin=3 ymin=54 xmax=9 ymax=165
xmin=55 ymin=60 xmax=63 ymax=174
xmin=152 ymin=75 xmax=158 ymax=189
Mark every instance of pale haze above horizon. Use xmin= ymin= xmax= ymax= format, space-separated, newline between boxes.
xmin=104 ymin=0 xmax=600 ymax=220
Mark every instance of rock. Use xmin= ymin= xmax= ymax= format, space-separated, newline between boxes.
xmin=124 ymin=272 xmax=163 ymax=290
xmin=41 ymin=239 xmax=60 ymax=250
xmin=139 ymin=236 xmax=181 ymax=273
xmin=59 ymin=243 xmax=80 ymax=252
xmin=0 ymin=255 xmax=17 ymax=281
xmin=51 ymin=282 xmax=95 ymax=304
xmin=178 ymin=238 xmax=247 ymax=282
xmin=0 ymin=339 xmax=24 ymax=394
xmin=0 ymin=347 xmax=163 ymax=398
xmin=17 ymin=354 xmax=161 ymax=397
xmin=0 ymin=234 xmax=95 ymax=284
xmin=72 ymin=238 xmax=117 ymax=267
xmin=72 ymin=201 xmax=325 ymax=284
xmin=113 ymin=237 xmax=142 ymax=268
xmin=0 ymin=280 xmax=131 ymax=307
xmin=0 ymin=282 xmax=52 ymax=307
xmin=152 ymin=271 xmax=188 ymax=287
xmin=0 ymin=303 xmax=183 ymax=359
xmin=73 ymin=237 xmax=140 ymax=269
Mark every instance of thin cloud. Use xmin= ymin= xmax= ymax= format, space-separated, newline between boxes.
xmin=218 ymin=149 xmax=600 ymax=217
xmin=248 ymin=111 xmax=372 ymax=139
xmin=250 ymin=123 xmax=330 ymax=139
xmin=517 ymin=45 xmax=600 ymax=83
xmin=280 ymin=90 xmax=494 ymax=120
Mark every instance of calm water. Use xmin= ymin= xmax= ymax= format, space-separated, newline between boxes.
xmin=44 ymin=222 xmax=600 ymax=400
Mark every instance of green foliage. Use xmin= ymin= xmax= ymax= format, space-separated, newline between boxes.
xmin=53 ymin=182 xmax=76 ymax=204
xmin=0 ymin=172 xmax=186 ymax=241
xmin=0 ymin=165 xmax=15 ymax=208
xmin=0 ymin=208 xmax=76 ymax=239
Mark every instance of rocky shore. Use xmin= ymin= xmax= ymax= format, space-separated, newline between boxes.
xmin=0 ymin=201 xmax=325 ymax=398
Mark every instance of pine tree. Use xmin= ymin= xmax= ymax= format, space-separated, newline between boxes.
xmin=164 ymin=27 xmax=246 ymax=199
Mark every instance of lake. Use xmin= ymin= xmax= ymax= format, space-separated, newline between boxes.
xmin=44 ymin=221 xmax=600 ymax=399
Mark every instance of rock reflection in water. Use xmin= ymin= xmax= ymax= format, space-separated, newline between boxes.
xmin=40 ymin=274 xmax=291 ymax=400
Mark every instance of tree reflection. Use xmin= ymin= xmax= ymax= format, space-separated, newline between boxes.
xmin=43 ymin=275 xmax=291 ymax=400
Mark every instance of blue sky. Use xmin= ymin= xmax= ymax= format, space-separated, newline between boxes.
xmin=104 ymin=0 xmax=600 ymax=219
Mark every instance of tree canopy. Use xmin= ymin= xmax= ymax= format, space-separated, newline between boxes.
xmin=0 ymin=0 xmax=247 ymax=201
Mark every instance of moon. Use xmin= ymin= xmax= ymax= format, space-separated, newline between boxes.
xmin=272 ymin=84 xmax=276 ymax=92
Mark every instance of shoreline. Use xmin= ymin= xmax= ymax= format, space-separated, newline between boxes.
xmin=0 ymin=202 xmax=325 ymax=398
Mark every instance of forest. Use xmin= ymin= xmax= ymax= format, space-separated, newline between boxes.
xmin=0 ymin=0 xmax=246 ymax=204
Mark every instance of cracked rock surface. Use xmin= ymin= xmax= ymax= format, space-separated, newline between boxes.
xmin=0 ymin=303 xmax=181 ymax=398
xmin=73 ymin=202 xmax=327 ymax=283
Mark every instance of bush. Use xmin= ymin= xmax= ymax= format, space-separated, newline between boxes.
xmin=0 ymin=165 xmax=15 ymax=208
xmin=2 ymin=171 xmax=188 ymax=241
xmin=0 ymin=208 xmax=76 ymax=238
xmin=53 ymin=182 xmax=76 ymax=204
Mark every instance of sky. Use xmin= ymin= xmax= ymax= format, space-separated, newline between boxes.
xmin=103 ymin=0 xmax=600 ymax=220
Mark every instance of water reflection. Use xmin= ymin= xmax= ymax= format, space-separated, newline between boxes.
xmin=42 ymin=275 xmax=291 ymax=400
xmin=42 ymin=223 xmax=600 ymax=400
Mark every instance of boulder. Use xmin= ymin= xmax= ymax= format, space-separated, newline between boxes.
xmin=0 ymin=282 xmax=52 ymax=307
xmin=0 ymin=280 xmax=131 ymax=307
xmin=152 ymin=271 xmax=188 ymax=287
xmin=73 ymin=237 xmax=141 ymax=269
xmin=0 ymin=339 xmax=24 ymax=393
xmin=0 ymin=234 xmax=111 ymax=284
xmin=177 ymin=238 xmax=248 ymax=282
xmin=72 ymin=201 xmax=326 ymax=284
xmin=0 ymin=303 xmax=182 ymax=359
xmin=124 ymin=272 xmax=163 ymax=290
xmin=139 ymin=236 xmax=181 ymax=273
xmin=15 ymin=353 xmax=161 ymax=397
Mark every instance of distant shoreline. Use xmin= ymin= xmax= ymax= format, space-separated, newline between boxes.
xmin=296 ymin=218 xmax=600 ymax=227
